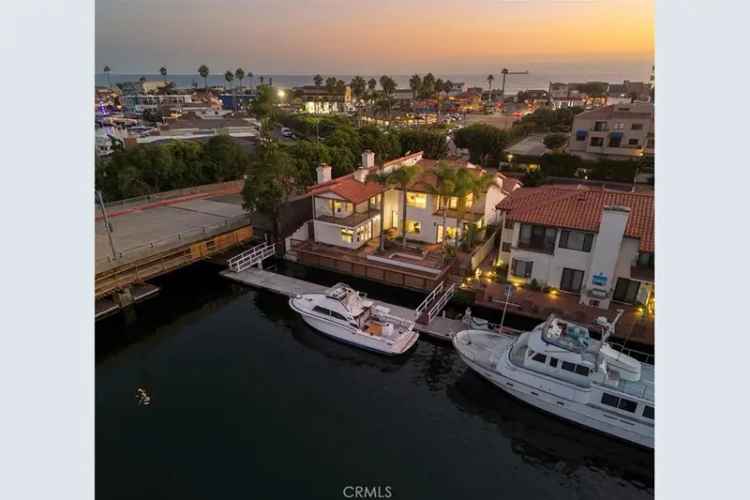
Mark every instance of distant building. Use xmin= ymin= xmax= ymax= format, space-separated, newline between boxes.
xmin=121 ymin=94 xmax=193 ymax=113
xmin=567 ymin=103 xmax=654 ymax=161
xmin=294 ymin=85 xmax=352 ymax=114
xmin=496 ymin=185 xmax=654 ymax=310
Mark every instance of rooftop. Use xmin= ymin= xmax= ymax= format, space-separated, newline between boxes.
xmin=497 ymin=185 xmax=654 ymax=252
xmin=576 ymin=103 xmax=654 ymax=121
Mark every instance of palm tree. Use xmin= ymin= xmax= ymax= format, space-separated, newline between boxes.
xmin=455 ymin=170 xmax=496 ymax=244
xmin=248 ymin=71 xmax=254 ymax=89
xmin=425 ymin=162 xmax=457 ymax=250
xmin=259 ymin=75 xmax=265 ymax=85
xmin=487 ymin=74 xmax=495 ymax=103
xmin=103 ymin=65 xmax=111 ymax=88
xmin=313 ymin=74 xmax=323 ymax=87
xmin=367 ymin=78 xmax=377 ymax=117
xmin=366 ymin=171 xmax=394 ymax=251
xmin=379 ymin=75 xmax=397 ymax=122
xmin=160 ymin=66 xmax=167 ymax=78
xmin=387 ymin=164 xmax=422 ymax=247
xmin=235 ymin=68 xmax=245 ymax=92
xmin=409 ymin=74 xmax=422 ymax=99
xmin=198 ymin=64 xmax=210 ymax=90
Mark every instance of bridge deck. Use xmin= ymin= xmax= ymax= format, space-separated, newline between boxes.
xmin=221 ymin=267 xmax=465 ymax=341
xmin=96 ymin=193 xmax=246 ymax=273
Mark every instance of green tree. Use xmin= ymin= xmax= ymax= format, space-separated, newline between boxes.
xmin=160 ymin=66 xmax=167 ymax=78
xmin=522 ymin=166 xmax=546 ymax=186
xmin=251 ymin=84 xmax=278 ymax=119
xmin=543 ymin=133 xmax=568 ymax=152
xmin=425 ymin=162 xmax=457 ymax=250
xmin=198 ymin=64 xmax=210 ymax=89
xmin=409 ymin=74 xmax=422 ymax=99
xmin=288 ymin=141 xmax=332 ymax=188
xmin=242 ymin=142 xmax=300 ymax=243
xmin=386 ymin=164 xmax=422 ymax=247
xmin=421 ymin=73 xmax=436 ymax=99
xmin=235 ymin=67 xmax=245 ymax=92
xmin=397 ymin=128 xmax=448 ymax=159
xmin=379 ymin=75 xmax=397 ymax=121
xmin=453 ymin=123 xmax=510 ymax=167
xmin=203 ymin=134 xmax=250 ymax=181
xmin=325 ymin=76 xmax=337 ymax=95
xmin=350 ymin=76 xmax=366 ymax=103
xmin=224 ymin=70 xmax=234 ymax=88
xmin=313 ymin=74 xmax=323 ymax=87
xmin=103 ymin=65 xmax=111 ymax=87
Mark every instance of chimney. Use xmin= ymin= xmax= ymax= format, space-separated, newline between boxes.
xmin=353 ymin=167 xmax=368 ymax=183
xmin=361 ymin=150 xmax=375 ymax=169
xmin=316 ymin=163 xmax=332 ymax=184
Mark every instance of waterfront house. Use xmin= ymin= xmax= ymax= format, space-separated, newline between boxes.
xmin=567 ymin=103 xmax=654 ymax=161
xmin=496 ymin=185 xmax=654 ymax=310
xmin=305 ymin=151 xmax=521 ymax=250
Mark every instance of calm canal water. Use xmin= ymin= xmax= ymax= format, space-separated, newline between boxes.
xmin=96 ymin=262 xmax=653 ymax=500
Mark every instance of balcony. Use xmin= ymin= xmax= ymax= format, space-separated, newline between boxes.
xmin=514 ymin=242 xmax=555 ymax=255
xmin=315 ymin=209 xmax=379 ymax=228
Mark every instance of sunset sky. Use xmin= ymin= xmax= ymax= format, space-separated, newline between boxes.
xmin=96 ymin=0 xmax=653 ymax=74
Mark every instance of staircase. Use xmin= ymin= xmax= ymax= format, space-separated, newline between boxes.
xmin=415 ymin=281 xmax=456 ymax=325
xmin=227 ymin=241 xmax=276 ymax=272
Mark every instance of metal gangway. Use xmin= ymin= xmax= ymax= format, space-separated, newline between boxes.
xmin=415 ymin=280 xmax=456 ymax=325
xmin=227 ymin=241 xmax=276 ymax=272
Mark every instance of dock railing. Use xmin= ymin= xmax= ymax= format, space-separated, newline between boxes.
xmin=228 ymin=241 xmax=276 ymax=272
xmin=415 ymin=281 xmax=456 ymax=325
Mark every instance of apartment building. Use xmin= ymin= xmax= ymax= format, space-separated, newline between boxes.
xmin=496 ymin=186 xmax=654 ymax=310
xmin=306 ymin=151 xmax=521 ymax=250
xmin=567 ymin=103 xmax=654 ymax=160
xmin=294 ymin=85 xmax=352 ymax=114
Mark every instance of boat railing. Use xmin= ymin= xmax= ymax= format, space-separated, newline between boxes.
xmin=608 ymin=342 xmax=654 ymax=365
xmin=376 ymin=311 xmax=415 ymax=331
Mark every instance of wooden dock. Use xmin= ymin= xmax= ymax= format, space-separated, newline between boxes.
xmin=221 ymin=267 xmax=467 ymax=341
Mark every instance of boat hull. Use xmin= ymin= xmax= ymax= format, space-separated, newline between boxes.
xmin=291 ymin=298 xmax=418 ymax=356
xmin=454 ymin=332 xmax=653 ymax=449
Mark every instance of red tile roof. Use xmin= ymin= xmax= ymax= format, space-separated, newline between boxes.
xmin=497 ymin=186 xmax=654 ymax=252
xmin=307 ymin=173 xmax=385 ymax=204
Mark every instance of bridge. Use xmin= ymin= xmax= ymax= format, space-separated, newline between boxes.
xmin=95 ymin=181 xmax=255 ymax=319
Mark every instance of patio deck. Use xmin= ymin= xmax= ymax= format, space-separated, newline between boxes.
xmin=476 ymin=282 xmax=654 ymax=346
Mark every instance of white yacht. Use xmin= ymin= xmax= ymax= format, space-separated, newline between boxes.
xmin=289 ymin=283 xmax=419 ymax=356
xmin=453 ymin=311 xmax=654 ymax=448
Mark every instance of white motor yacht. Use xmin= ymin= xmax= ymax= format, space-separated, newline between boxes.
xmin=289 ymin=283 xmax=419 ymax=356
xmin=453 ymin=311 xmax=654 ymax=448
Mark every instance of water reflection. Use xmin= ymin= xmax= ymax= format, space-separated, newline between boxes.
xmin=445 ymin=368 xmax=654 ymax=495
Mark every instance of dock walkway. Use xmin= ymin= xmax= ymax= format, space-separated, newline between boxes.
xmin=221 ymin=267 xmax=467 ymax=341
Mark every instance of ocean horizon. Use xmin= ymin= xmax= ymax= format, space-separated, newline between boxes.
xmin=96 ymin=62 xmax=653 ymax=94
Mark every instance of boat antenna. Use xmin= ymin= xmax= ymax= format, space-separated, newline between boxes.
xmin=597 ymin=309 xmax=624 ymax=344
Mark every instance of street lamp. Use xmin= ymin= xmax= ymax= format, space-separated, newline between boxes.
xmin=277 ymin=89 xmax=286 ymax=99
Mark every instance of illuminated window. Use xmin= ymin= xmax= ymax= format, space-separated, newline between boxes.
xmin=445 ymin=226 xmax=457 ymax=239
xmin=334 ymin=200 xmax=351 ymax=214
xmin=407 ymin=192 xmax=427 ymax=209
xmin=465 ymin=192 xmax=474 ymax=208
xmin=406 ymin=220 xmax=422 ymax=234
xmin=369 ymin=194 xmax=382 ymax=210
xmin=340 ymin=229 xmax=353 ymax=243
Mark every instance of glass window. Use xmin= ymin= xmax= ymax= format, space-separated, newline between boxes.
xmin=549 ymin=357 xmax=558 ymax=368
xmin=369 ymin=194 xmax=382 ymax=210
xmin=519 ymin=224 xmax=556 ymax=253
xmin=631 ymin=123 xmax=643 ymax=130
xmin=560 ymin=268 xmax=585 ymax=293
xmin=407 ymin=192 xmax=427 ymax=209
xmin=575 ymin=365 xmax=590 ymax=376
xmin=340 ymin=228 xmax=353 ymax=243
xmin=532 ymin=353 xmax=547 ymax=364
xmin=618 ymin=398 xmax=637 ymax=413
xmin=613 ymin=278 xmax=641 ymax=303
xmin=511 ymin=259 xmax=533 ymax=278
xmin=628 ymin=138 xmax=640 ymax=146
xmin=590 ymin=137 xmax=604 ymax=147
xmin=562 ymin=361 xmax=576 ymax=372
xmin=334 ymin=200 xmax=352 ymax=214
xmin=601 ymin=393 xmax=619 ymax=407
xmin=406 ymin=220 xmax=422 ymax=234
xmin=643 ymin=405 xmax=654 ymax=420
xmin=313 ymin=306 xmax=330 ymax=316
xmin=559 ymin=230 xmax=593 ymax=252
xmin=330 ymin=310 xmax=348 ymax=321
xmin=464 ymin=192 xmax=474 ymax=208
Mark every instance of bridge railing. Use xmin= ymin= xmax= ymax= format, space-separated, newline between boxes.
xmin=96 ymin=180 xmax=244 ymax=210
xmin=228 ymin=241 xmax=276 ymax=272
xmin=96 ymin=213 xmax=250 ymax=267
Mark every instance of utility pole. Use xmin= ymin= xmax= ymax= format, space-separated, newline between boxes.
xmin=499 ymin=68 xmax=529 ymax=102
xmin=96 ymin=190 xmax=118 ymax=260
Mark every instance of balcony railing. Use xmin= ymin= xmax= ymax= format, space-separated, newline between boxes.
xmin=514 ymin=242 xmax=555 ymax=255
xmin=315 ymin=210 xmax=379 ymax=228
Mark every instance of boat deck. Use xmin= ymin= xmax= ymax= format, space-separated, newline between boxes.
xmin=614 ymin=363 xmax=654 ymax=402
xmin=221 ymin=267 xmax=467 ymax=341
